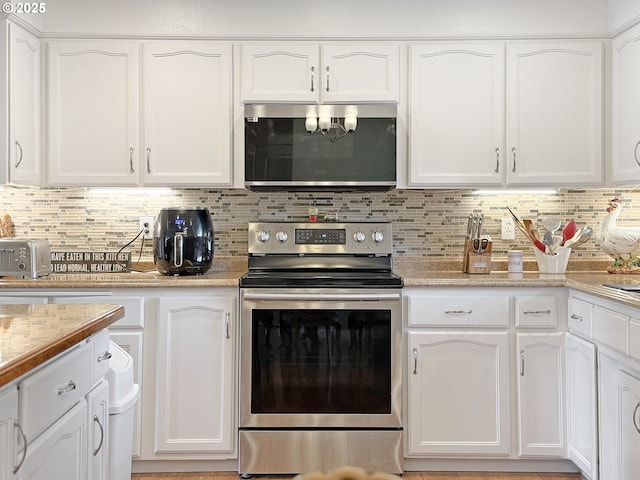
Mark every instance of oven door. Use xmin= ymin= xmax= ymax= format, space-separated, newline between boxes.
xmin=240 ymin=287 xmax=402 ymax=429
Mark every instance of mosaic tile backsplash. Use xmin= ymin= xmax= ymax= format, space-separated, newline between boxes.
xmin=2 ymin=186 xmax=639 ymax=263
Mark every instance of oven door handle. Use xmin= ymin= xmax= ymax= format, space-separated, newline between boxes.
xmin=242 ymin=292 xmax=401 ymax=302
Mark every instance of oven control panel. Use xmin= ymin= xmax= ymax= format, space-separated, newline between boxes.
xmin=248 ymin=222 xmax=393 ymax=255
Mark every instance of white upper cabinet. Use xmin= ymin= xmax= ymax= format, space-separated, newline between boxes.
xmin=241 ymin=43 xmax=399 ymax=103
xmin=142 ymin=42 xmax=232 ymax=186
xmin=1 ymin=21 xmax=41 ymax=186
xmin=8 ymin=23 xmax=41 ymax=185
xmin=409 ymin=43 xmax=505 ymax=186
xmin=612 ymin=22 xmax=640 ymax=185
xmin=47 ymin=40 xmax=140 ymax=186
xmin=47 ymin=40 xmax=232 ymax=187
xmin=506 ymin=42 xmax=603 ymax=186
xmin=408 ymin=41 xmax=603 ymax=188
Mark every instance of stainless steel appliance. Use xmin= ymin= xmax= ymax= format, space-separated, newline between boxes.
xmin=244 ymin=104 xmax=397 ymax=191
xmin=153 ymin=207 xmax=214 ymax=275
xmin=0 ymin=239 xmax=51 ymax=279
xmin=239 ymin=222 xmax=403 ymax=475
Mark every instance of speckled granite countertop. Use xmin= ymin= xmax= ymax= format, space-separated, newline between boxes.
xmin=0 ymin=303 xmax=124 ymax=387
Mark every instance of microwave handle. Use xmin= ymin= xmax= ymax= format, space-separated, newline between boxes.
xmin=173 ymin=234 xmax=183 ymax=268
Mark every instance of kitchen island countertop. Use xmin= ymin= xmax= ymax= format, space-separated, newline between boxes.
xmin=0 ymin=303 xmax=124 ymax=387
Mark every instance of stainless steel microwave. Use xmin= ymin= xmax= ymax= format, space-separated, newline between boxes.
xmin=244 ymin=104 xmax=397 ymax=191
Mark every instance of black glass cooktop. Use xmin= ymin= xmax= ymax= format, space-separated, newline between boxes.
xmin=239 ymin=270 xmax=403 ymax=288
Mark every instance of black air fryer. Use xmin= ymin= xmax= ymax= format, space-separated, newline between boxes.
xmin=153 ymin=207 xmax=214 ymax=275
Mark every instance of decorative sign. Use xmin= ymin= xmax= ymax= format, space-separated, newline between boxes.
xmin=51 ymin=251 xmax=132 ymax=273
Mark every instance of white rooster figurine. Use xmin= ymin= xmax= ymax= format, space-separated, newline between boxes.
xmin=597 ymin=197 xmax=640 ymax=273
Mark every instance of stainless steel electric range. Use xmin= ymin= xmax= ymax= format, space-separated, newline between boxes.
xmin=239 ymin=222 xmax=403 ymax=476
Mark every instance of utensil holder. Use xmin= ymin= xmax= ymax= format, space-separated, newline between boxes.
xmin=466 ymin=252 xmax=492 ymax=274
xmin=534 ymin=246 xmax=571 ymax=274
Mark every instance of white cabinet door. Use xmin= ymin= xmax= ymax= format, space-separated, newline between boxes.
xmin=565 ymin=333 xmax=598 ymax=480
xmin=142 ymin=42 xmax=232 ymax=186
xmin=47 ymin=40 xmax=140 ymax=186
xmin=155 ymin=295 xmax=236 ymax=455
xmin=615 ymin=369 xmax=640 ymax=480
xmin=0 ymin=387 xmax=19 ymax=480
xmin=86 ymin=381 xmax=108 ymax=480
xmin=8 ymin=23 xmax=40 ymax=185
xmin=612 ymin=23 xmax=640 ymax=185
xmin=407 ymin=331 xmax=510 ymax=455
xmin=19 ymin=399 xmax=87 ymax=480
xmin=241 ymin=43 xmax=399 ymax=103
xmin=321 ymin=44 xmax=399 ymax=103
xmin=241 ymin=44 xmax=318 ymax=103
xmin=408 ymin=43 xmax=505 ymax=186
xmin=506 ymin=42 xmax=603 ymax=186
xmin=516 ymin=332 xmax=565 ymax=457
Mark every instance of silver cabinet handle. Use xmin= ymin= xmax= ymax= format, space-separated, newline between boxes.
xmin=523 ymin=309 xmax=552 ymax=315
xmin=310 ymin=66 xmax=315 ymax=92
xmin=58 ymin=380 xmax=77 ymax=395
xmin=129 ymin=147 xmax=135 ymax=173
xmin=634 ymin=140 xmax=640 ymax=167
xmin=326 ymin=66 xmax=330 ymax=92
xmin=634 ymin=403 xmax=640 ymax=434
xmin=412 ymin=347 xmax=418 ymax=375
xmin=520 ymin=348 xmax=525 ymax=376
xmin=225 ymin=312 xmax=231 ymax=339
xmin=93 ymin=415 xmax=105 ymax=456
xmin=146 ymin=147 xmax=151 ymax=173
xmin=14 ymin=140 xmax=23 ymax=168
xmin=495 ymin=147 xmax=500 ymax=173
xmin=444 ymin=309 xmax=472 ymax=314
xmin=13 ymin=421 xmax=27 ymax=474
xmin=570 ymin=313 xmax=583 ymax=322
xmin=512 ymin=147 xmax=517 ymax=172
xmin=97 ymin=350 xmax=112 ymax=362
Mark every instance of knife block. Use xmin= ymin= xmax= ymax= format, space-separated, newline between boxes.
xmin=463 ymin=238 xmax=493 ymax=274
xmin=466 ymin=252 xmax=492 ymax=274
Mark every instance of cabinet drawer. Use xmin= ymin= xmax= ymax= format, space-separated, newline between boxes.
xmin=19 ymin=341 xmax=93 ymax=441
xmin=90 ymin=329 xmax=111 ymax=383
xmin=593 ymin=305 xmax=628 ymax=354
xmin=515 ymin=296 xmax=557 ymax=328
xmin=568 ymin=297 xmax=592 ymax=338
xmin=407 ymin=295 xmax=508 ymax=327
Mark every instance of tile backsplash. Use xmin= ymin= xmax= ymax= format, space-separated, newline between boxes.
xmin=2 ymin=185 xmax=639 ymax=263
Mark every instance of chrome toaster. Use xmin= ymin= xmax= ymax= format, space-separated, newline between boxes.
xmin=0 ymin=239 xmax=52 ymax=279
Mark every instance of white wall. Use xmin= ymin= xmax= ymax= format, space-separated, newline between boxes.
xmin=38 ymin=0 xmax=609 ymax=38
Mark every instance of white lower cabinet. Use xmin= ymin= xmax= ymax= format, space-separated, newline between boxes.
xmin=598 ymin=351 xmax=640 ymax=480
xmin=86 ymin=381 xmax=109 ymax=480
xmin=149 ymin=292 xmax=237 ymax=458
xmin=0 ymin=387 xmax=19 ymax=480
xmin=565 ymin=333 xmax=598 ymax=479
xmin=407 ymin=330 xmax=511 ymax=455
xmin=516 ymin=332 xmax=565 ymax=457
xmin=18 ymin=400 xmax=87 ymax=480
